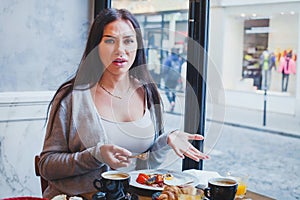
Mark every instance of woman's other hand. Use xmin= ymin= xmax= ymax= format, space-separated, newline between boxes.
xmin=167 ymin=130 xmax=210 ymax=162
xmin=100 ymin=144 xmax=132 ymax=169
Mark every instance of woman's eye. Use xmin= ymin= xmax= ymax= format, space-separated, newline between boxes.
xmin=124 ymin=39 xmax=135 ymax=45
xmin=104 ymin=39 xmax=115 ymax=44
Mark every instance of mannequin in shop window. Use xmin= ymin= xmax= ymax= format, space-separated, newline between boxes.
xmin=278 ymin=52 xmax=296 ymax=92
xmin=260 ymin=49 xmax=276 ymax=90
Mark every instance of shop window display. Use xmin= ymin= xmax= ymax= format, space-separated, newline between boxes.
xmin=242 ymin=19 xmax=269 ymax=90
xmin=242 ymin=17 xmax=297 ymax=93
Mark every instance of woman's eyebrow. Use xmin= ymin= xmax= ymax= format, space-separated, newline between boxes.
xmin=123 ymin=35 xmax=135 ymax=38
xmin=102 ymin=34 xmax=135 ymax=38
xmin=102 ymin=34 xmax=115 ymax=38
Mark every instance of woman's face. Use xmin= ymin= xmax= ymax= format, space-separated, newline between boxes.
xmin=98 ymin=19 xmax=138 ymax=76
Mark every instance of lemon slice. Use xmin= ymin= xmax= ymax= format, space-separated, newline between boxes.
xmin=164 ymin=173 xmax=174 ymax=180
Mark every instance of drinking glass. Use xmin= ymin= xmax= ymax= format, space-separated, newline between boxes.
xmin=227 ymin=172 xmax=249 ymax=198
xmin=179 ymin=188 xmax=204 ymax=200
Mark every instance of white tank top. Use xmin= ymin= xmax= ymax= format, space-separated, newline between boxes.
xmin=101 ymin=109 xmax=155 ymax=154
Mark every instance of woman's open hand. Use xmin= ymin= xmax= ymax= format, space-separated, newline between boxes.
xmin=100 ymin=144 xmax=132 ymax=169
xmin=167 ymin=130 xmax=210 ymax=162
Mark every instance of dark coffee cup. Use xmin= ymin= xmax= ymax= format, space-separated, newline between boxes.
xmin=93 ymin=171 xmax=130 ymax=200
xmin=204 ymin=177 xmax=238 ymax=200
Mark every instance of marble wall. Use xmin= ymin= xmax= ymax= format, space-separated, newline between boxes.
xmin=0 ymin=92 xmax=53 ymax=198
xmin=0 ymin=0 xmax=90 ymax=198
xmin=0 ymin=0 xmax=90 ymax=92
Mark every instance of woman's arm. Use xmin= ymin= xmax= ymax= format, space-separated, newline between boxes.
xmin=39 ymin=93 xmax=104 ymax=181
xmin=167 ymin=130 xmax=210 ymax=161
xmin=144 ymin=130 xmax=209 ymax=169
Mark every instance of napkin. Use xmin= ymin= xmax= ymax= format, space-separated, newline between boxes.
xmin=182 ymin=170 xmax=221 ymax=188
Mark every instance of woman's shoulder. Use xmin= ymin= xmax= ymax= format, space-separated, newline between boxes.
xmin=52 ymin=83 xmax=73 ymax=108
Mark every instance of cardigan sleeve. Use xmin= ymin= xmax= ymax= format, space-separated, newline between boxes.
xmin=39 ymin=90 xmax=105 ymax=181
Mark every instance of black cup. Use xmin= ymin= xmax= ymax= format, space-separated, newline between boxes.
xmin=93 ymin=171 xmax=131 ymax=200
xmin=204 ymin=177 xmax=238 ymax=200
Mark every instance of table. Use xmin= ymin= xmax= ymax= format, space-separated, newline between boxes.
xmin=82 ymin=187 xmax=275 ymax=200
xmin=130 ymin=186 xmax=276 ymax=200
xmin=137 ymin=191 xmax=275 ymax=200
xmin=83 ymin=169 xmax=277 ymax=200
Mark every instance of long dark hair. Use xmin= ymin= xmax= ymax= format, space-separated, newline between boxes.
xmin=46 ymin=8 xmax=163 ymax=135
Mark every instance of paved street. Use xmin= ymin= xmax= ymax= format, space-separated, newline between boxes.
xmin=160 ymin=88 xmax=300 ymax=199
xmin=203 ymin=122 xmax=300 ymax=200
xmin=163 ymin=109 xmax=300 ymax=199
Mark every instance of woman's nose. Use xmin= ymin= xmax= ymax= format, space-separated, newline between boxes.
xmin=115 ymin=41 xmax=126 ymax=55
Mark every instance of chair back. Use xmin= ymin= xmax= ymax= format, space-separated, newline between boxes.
xmin=34 ymin=155 xmax=48 ymax=194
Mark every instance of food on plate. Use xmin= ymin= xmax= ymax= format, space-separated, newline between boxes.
xmin=164 ymin=173 xmax=174 ymax=180
xmin=155 ymin=185 xmax=204 ymax=200
xmin=51 ymin=195 xmax=83 ymax=200
xmin=136 ymin=173 xmax=150 ymax=184
xmin=136 ymin=172 xmax=173 ymax=187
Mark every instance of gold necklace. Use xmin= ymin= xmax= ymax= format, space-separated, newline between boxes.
xmin=99 ymin=83 xmax=131 ymax=99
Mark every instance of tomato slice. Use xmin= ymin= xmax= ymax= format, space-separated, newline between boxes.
xmin=136 ymin=173 xmax=150 ymax=184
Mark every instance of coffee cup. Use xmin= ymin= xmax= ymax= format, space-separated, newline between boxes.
xmin=93 ymin=171 xmax=130 ymax=200
xmin=204 ymin=177 xmax=238 ymax=200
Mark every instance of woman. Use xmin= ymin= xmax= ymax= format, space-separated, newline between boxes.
xmin=39 ymin=8 xmax=209 ymax=198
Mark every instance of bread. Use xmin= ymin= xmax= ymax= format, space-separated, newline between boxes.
xmin=157 ymin=193 xmax=169 ymax=200
xmin=158 ymin=185 xmax=197 ymax=200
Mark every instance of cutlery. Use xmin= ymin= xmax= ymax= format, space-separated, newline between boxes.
xmin=127 ymin=152 xmax=149 ymax=160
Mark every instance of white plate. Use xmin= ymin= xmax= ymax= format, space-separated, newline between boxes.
xmin=129 ymin=169 xmax=198 ymax=191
